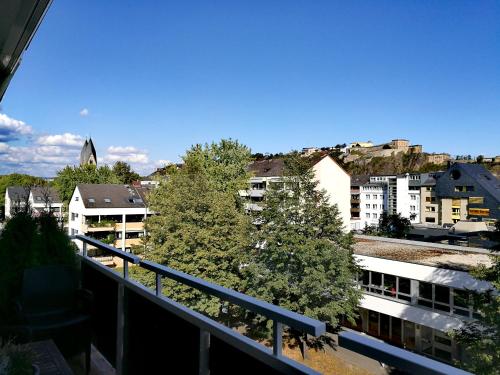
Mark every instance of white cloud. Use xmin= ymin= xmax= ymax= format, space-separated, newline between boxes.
xmin=79 ymin=108 xmax=89 ymax=117
xmin=37 ymin=133 xmax=85 ymax=147
xmin=0 ymin=113 xmax=33 ymax=142
xmin=105 ymin=145 xmax=149 ymax=164
xmin=0 ymin=142 xmax=10 ymax=153
xmin=155 ymin=159 xmax=172 ymax=167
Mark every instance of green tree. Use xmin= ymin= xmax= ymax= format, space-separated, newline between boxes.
xmin=53 ymin=164 xmax=120 ymax=204
xmin=0 ymin=213 xmax=77 ymax=322
xmin=452 ymin=222 xmax=500 ymax=374
xmin=376 ymin=212 xmax=412 ymax=239
xmin=112 ymin=161 xmax=141 ymax=184
xmin=140 ymin=139 xmax=252 ymax=317
xmin=243 ymin=154 xmax=361 ymax=344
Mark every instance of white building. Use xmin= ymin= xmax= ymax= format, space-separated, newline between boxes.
xmin=350 ymin=236 xmax=494 ymax=364
xmin=4 ymin=186 xmax=63 ymax=220
xmin=241 ymin=156 xmax=351 ymax=231
xmin=350 ymin=176 xmax=386 ymax=230
xmin=68 ymin=184 xmax=153 ymax=258
xmin=369 ymin=174 xmax=421 ymax=224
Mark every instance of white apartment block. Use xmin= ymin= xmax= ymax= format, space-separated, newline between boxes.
xmin=4 ymin=186 xmax=63 ymax=220
xmin=350 ymin=176 xmax=385 ymax=230
xmin=369 ymin=174 xmax=420 ymax=224
xmin=241 ymin=156 xmax=351 ymax=231
xmin=68 ymin=184 xmax=153 ymax=257
xmin=350 ymin=236 xmax=494 ymax=364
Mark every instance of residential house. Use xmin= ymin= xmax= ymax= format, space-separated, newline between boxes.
xmin=350 ymin=175 xmax=385 ymax=230
xmin=68 ymin=184 xmax=153 ymax=256
xmin=241 ymin=155 xmax=351 ymax=231
xmin=4 ymin=186 xmax=63 ymax=220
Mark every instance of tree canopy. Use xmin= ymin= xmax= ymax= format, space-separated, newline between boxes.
xmin=52 ymin=164 xmax=120 ymax=204
xmin=112 ymin=161 xmax=141 ymax=184
xmin=0 ymin=174 xmax=46 ymax=208
xmin=140 ymin=139 xmax=252 ymax=317
xmin=243 ymin=154 xmax=361 ymax=339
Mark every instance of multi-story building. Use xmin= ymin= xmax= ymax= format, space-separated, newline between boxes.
xmin=368 ymin=174 xmax=420 ymax=224
xmin=419 ymin=164 xmax=499 ymax=226
xmin=241 ymin=155 xmax=351 ymax=231
xmin=348 ymin=236 xmax=494 ymax=364
xmin=68 ymin=183 xmax=153 ymax=255
xmin=4 ymin=186 xmax=63 ymax=220
xmin=350 ymin=175 xmax=385 ymax=230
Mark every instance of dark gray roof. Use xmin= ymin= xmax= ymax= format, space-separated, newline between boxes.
xmin=455 ymin=163 xmax=500 ymax=201
xmin=77 ymin=184 xmax=149 ymax=209
xmin=351 ymin=175 xmax=370 ymax=185
xmin=31 ymin=186 xmax=62 ymax=203
xmin=248 ymin=159 xmax=285 ymax=177
xmin=6 ymin=186 xmax=29 ymax=200
xmin=80 ymin=138 xmax=97 ymax=165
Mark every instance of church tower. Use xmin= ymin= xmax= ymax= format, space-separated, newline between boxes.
xmin=80 ymin=137 xmax=97 ymax=166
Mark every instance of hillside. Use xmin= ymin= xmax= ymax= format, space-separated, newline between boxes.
xmin=343 ymin=152 xmax=443 ymax=175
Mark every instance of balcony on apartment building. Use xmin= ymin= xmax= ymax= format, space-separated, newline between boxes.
xmin=76 ymin=236 xmax=472 ymax=374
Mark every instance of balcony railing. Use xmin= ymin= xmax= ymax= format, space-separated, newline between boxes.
xmin=75 ymin=235 xmax=325 ymax=374
xmin=74 ymin=235 xmax=473 ymax=375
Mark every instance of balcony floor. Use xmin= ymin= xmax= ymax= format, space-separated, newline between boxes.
xmin=66 ymin=345 xmax=115 ymax=375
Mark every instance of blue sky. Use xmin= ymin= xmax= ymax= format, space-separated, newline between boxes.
xmin=1 ymin=0 xmax=499 ymax=176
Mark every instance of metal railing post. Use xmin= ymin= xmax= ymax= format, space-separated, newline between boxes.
xmin=123 ymin=260 xmax=128 ymax=279
xmin=82 ymin=241 xmax=87 ymax=257
xmin=155 ymin=273 xmax=162 ymax=297
xmin=199 ymin=329 xmax=210 ymax=375
xmin=273 ymin=320 xmax=283 ymax=356
xmin=116 ymin=283 xmax=125 ymax=375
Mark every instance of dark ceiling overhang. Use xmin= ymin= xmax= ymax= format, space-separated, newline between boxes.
xmin=0 ymin=0 xmax=52 ymax=102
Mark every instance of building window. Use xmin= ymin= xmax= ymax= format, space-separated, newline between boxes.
xmin=366 ymin=194 xmax=370 ymax=199
xmin=425 ymin=206 xmax=436 ymax=212
xmin=418 ymin=282 xmax=450 ymax=313
xmin=469 ymin=208 xmax=490 ymax=216
xmin=373 ymin=204 xmax=377 ymax=209
xmin=366 ymin=213 xmax=370 ymax=218
xmin=425 ymin=217 xmax=436 ymax=223
xmin=75 ymin=196 xmax=79 ymax=201
xmin=410 ymin=205 xmax=416 ymax=211
xmin=469 ymin=197 xmax=484 ymax=204
xmin=410 ymin=195 xmax=416 ymax=200
xmin=373 ymin=213 xmax=377 ymax=219
xmin=426 ymin=187 xmax=434 ymax=191
xmin=373 ymin=194 xmax=377 ymax=199
xmin=366 ymin=204 xmax=370 ymax=209
xmin=454 ymin=186 xmax=474 ymax=192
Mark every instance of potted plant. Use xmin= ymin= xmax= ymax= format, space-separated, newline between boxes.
xmin=0 ymin=340 xmax=38 ymax=375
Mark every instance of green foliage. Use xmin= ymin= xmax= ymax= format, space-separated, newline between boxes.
xmin=452 ymin=222 xmax=500 ymax=374
xmin=53 ymin=164 xmax=120 ymax=204
xmin=0 ymin=213 xmax=77 ymax=322
xmin=0 ymin=340 xmax=34 ymax=375
xmin=183 ymin=139 xmax=251 ymax=193
xmin=374 ymin=212 xmax=412 ymax=239
xmin=112 ymin=161 xmax=141 ymax=184
xmin=243 ymin=154 xmax=362 ymax=339
xmin=143 ymin=139 xmax=252 ymax=317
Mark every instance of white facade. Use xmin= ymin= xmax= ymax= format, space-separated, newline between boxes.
xmin=352 ymin=253 xmax=493 ymax=363
xmin=243 ymin=156 xmax=351 ymax=231
xmin=312 ymin=156 xmax=351 ymax=231
xmin=4 ymin=186 xmax=63 ymax=220
xmin=369 ymin=174 xmax=421 ymax=224
xmin=68 ymin=186 xmax=151 ymax=252
xmin=358 ymin=184 xmax=385 ymax=229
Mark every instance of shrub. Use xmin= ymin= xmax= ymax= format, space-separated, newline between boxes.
xmin=0 ymin=213 xmax=77 ymax=323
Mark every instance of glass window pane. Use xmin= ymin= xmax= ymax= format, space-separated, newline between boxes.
xmin=454 ymin=289 xmax=470 ymax=308
xmin=435 ymin=285 xmax=450 ymax=304
xmin=453 ymin=308 xmax=470 ymax=317
xmin=384 ymin=275 xmax=397 ymax=297
xmin=361 ymin=270 xmax=369 ymax=286
xmin=418 ymin=299 xmax=433 ymax=308
xmin=391 ymin=317 xmax=402 ymax=346
xmin=368 ymin=310 xmax=379 ymax=336
xmin=434 ymin=303 xmax=450 ymax=313
xmin=398 ymin=277 xmax=411 ymax=294
xmin=380 ymin=314 xmax=390 ymax=340
xmin=419 ymin=282 xmax=432 ymax=300
xmin=403 ymin=321 xmax=416 ymax=349
xmin=371 ymin=272 xmax=382 ymax=287
xmin=434 ymin=348 xmax=452 ymax=362
xmin=398 ymin=295 xmax=412 ymax=302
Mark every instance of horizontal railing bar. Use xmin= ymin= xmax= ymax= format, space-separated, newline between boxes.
xmin=140 ymin=259 xmax=325 ymax=336
xmin=80 ymin=256 xmax=320 ymax=375
xmin=338 ymin=331 xmax=472 ymax=375
xmin=75 ymin=235 xmax=140 ymax=264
